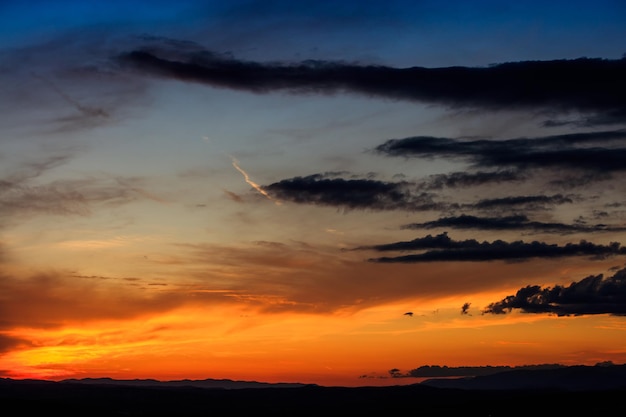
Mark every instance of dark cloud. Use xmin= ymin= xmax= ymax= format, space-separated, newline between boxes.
xmin=262 ymin=173 xmax=446 ymax=211
xmin=483 ymin=267 xmax=626 ymax=316
xmin=403 ymin=214 xmax=626 ymax=235
xmin=461 ymin=302 xmax=471 ymax=315
xmin=361 ymin=232 xmax=463 ymax=252
xmin=117 ymin=44 xmax=626 ymax=124
xmin=364 ymin=232 xmax=626 ymax=263
xmin=420 ymin=170 xmax=524 ymax=190
xmin=474 ymin=194 xmax=575 ymax=210
xmin=263 ymin=170 xmax=554 ymax=214
xmin=375 ymin=129 xmax=626 ymax=173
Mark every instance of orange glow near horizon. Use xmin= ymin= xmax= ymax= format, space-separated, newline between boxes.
xmin=4 ymin=299 xmax=626 ymax=386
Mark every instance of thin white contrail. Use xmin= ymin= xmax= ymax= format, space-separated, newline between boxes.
xmin=230 ymin=156 xmax=281 ymax=205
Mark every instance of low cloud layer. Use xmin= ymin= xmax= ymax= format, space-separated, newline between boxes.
xmin=363 ymin=232 xmax=626 ymax=263
xmin=483 ymin=266 xmax=626 ymax=316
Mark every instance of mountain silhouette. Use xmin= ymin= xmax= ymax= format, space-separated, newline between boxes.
xmin=60 ymin=377 xmax=311 ymax=389
xmin=1 ymin=365 xmax=625 ymax=416
xmin=420 ymin=363 xmax=626 ymax=390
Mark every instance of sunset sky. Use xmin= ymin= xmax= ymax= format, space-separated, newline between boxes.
xmin=2 ymin=0 xmax=626 ymax=387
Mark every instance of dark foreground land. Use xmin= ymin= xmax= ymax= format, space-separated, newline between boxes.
xmin=3 ymin=366 xmax=626 ymax=416
xmin=1 ymin=378 xmax=625 ymax=416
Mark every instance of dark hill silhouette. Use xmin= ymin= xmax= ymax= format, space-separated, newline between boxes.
xmin=1 ymin=365 xmax=625 ymax=416
xmin=60 ymin=377 xmax=310 ymax=389
xmin=420 ymin=363 xmax=626 ymax=390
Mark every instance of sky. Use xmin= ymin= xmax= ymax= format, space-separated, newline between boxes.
xmin=1 ymin=0 xmax=626 ymax=387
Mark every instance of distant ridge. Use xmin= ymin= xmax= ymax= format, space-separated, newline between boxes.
xmin=60 ymin=377 xmax=313 ymax=389
xmin=1 ymin=370 xmax=625 ymax=416
xmin=420 ymin=363 xmax=626 ymax=391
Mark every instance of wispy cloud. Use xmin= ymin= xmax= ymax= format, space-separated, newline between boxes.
xmin=0 ymin=154 xmax=159 ymax=219
xmin=1 ymin=33 xmax=149 ymax=135
xmin=176 ymin=240 xmax=484 ymax=314
xmin=32 ymin=73 xmax=110 ymax=119
xmin=0 ymin=269 xmax=237 ymax=330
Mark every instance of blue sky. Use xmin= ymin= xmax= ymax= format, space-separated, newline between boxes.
xmin=4 ymin=1 xmax=625 ymax=62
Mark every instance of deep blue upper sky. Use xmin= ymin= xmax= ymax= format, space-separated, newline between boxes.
xmin=4 ymin=0 xmax=625 ymax=66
